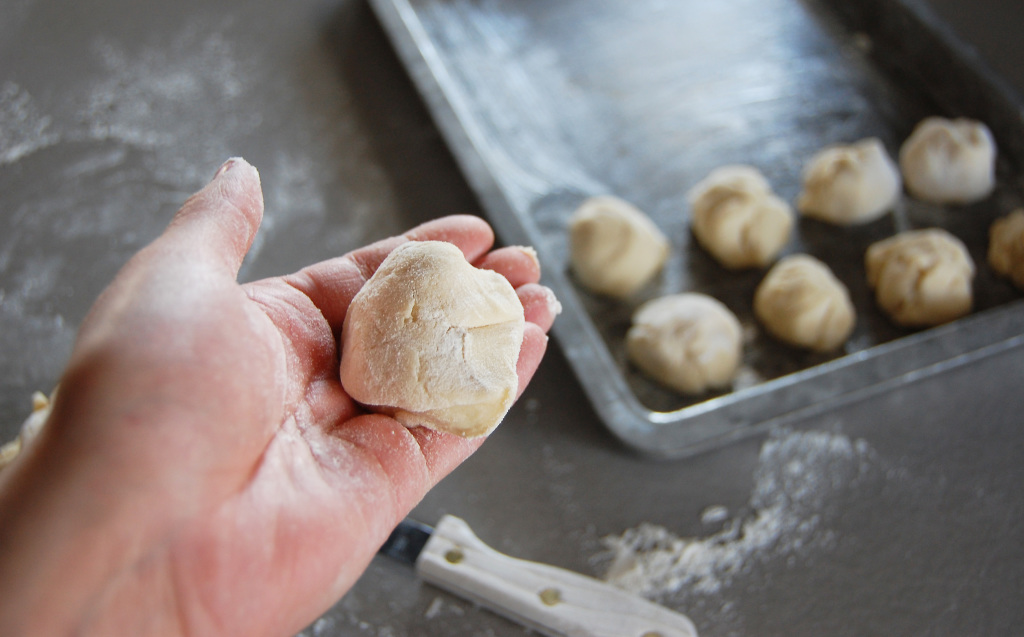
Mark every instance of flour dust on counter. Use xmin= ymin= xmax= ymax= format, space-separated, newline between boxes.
xmin=0 ymin=20 xmax=264 ymax=422
xmin=80 ymin=26 xmax=254 ymax=184
xmin=0 ymin=20 xmax=261 ymax=262
xmin=1 ymin=22 xmax=256 ymax=180
xmin=0 ymin=82 xmax=60 ymax=166
xmin=593 ymin=429 xmax=880 ymax=631
xmin=0 ymin=6 xmax=406 ymax=380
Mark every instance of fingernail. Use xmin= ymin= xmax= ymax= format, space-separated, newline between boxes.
xmin=213 ymin=158 xmax=241 ymax=180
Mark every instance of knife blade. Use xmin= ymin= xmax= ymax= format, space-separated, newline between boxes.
xmin=380 ymin=515 xmax=698 ymax=637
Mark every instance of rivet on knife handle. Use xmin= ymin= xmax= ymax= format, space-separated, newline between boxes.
xmin=416 ymin=515 xmax=698 ymax=637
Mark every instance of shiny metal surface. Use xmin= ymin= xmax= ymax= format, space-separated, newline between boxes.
xmin=2 ymin=0 xmax=1023 ymax=636
xmin=369 ymin=0 xmax=1024 ymax=457
xmin=380 ymin=519 xmax=433 ymax=566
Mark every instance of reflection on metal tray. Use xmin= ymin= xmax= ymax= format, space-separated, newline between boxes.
xmin=369 ymin=0 xmax=1024 ymax=457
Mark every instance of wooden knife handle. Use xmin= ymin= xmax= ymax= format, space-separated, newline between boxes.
xmin=416 ymin=515 xmax=698 ymax=637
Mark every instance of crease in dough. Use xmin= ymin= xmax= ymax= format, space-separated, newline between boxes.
xmin=797 ymin=137 xmax=902 ymax=225
xmin=340 ymin=241 xmax=525 ymax=438
xmin=865 ymin=228 xmax=975 ymax=327
xmin=899 ymin=117 xmax=996 ymax=204
xmin=568 ymin=195 xmax=670 ymax=298
xmin=686 ymin=165 xmax=793 ymax=269
xmin=626 ymin=293 xmax=743 ymax=395
xmin=754 ymin=255 xmax=856 ymax=352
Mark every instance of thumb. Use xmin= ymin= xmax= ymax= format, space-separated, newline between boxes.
xmin=161 ymin=158 xmax=264 ymax=278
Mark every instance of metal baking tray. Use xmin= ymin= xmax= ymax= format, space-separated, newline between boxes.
xmin=368 ymin=0 xmax=1024 ymax=458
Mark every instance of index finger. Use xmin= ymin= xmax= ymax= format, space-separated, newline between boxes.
xmin=281 ymin=215 xmax=495 ymax=334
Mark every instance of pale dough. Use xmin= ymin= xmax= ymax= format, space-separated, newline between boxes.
xmin=568 ymin=195 xmax=670 ymax=298
xmin=754 ymin=255 xmax=856 ymax=352
xmin=626 ymin=293 xmax=743 ymax=395
xmin=899 ymin=117 xmax=996 ymax=204
xmin=988 ymin=209 xmax=1024 ymax=291
xmin=686 ymin=165 xmax=793 ymax=269
xmin=797 ymin=138 xmax=902 ymax=225
xmin=339 ymin=241 xmax=525 ymax=438
xmin=865 ymin=229 xmax=975 ymax=327
xmin=0 ymin=390 xmax=53 ymax=471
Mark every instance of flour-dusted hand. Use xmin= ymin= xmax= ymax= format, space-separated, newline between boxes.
xmin=0 ymin=158 xmax=557 ymax=637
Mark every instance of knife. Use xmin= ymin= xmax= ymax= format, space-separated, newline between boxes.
xmin=380 ymin=515 xmax=699 ymax=637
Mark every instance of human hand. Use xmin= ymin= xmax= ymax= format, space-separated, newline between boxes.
xmin=0 ymin=158 xmax=558 ymax=636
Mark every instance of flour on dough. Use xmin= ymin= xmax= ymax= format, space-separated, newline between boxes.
xmin=865 ymin=228 xmax=975 ymax=327
xmin=686 ymin=165 xmax=793 ymax=269
xmin=568 ymin=195 xmax=670 ymax=298
xmin=754 ymin=255 xmax=855 ymax=352
xmin=899 ymin=117 xmax=996 ymax=204
xmin=798 ymin=138 xmax=901 ymax=225
xmin=626 ymin=293 xmax=743 ymax=395
xmin=340 ymin=241 xmax=525 ymax=438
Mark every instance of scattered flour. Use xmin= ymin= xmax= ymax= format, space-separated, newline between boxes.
xmin=78 ymin=27 xmax=256 ymax=187
xmin=0 ymin=82 xmax=60 ymax=166
xmin=310 ymin=616 xmax=335 ymax=637
xmin=424 ymin=597 xmax=445 ymax=620
xmin=423 ymin=596 xmax=466 ymax=621
xmin=0 ymin=25 xmax=253 ymax=177
xmin=699 ymin=505 xmax=730 ymax=526
xmin=598 ymin=429 xmax=875 ymax=599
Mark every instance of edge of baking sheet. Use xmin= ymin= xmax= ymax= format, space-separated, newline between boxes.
xmin=367 ymin=0 xmax=1024 ymax=458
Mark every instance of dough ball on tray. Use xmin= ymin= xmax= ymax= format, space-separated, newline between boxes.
xmin=626 ymin=293 xmax=743 ymax=396
xmin=686 ymin=165 xmax=793 ymax=269
xmin=988 ymin=209 xmax=1024 ymax=291
xmin=899 ymin=117 xmax=996 ymax=205
xmin=865 ymin=228 xmax=975 ymax=328
xmin=754 ymin=255 xmax=856 ymax=352
xmin=797 ymin=137 xmax=902 ymax=225
xmin=568 ymin=195 xmax=670 ymax=298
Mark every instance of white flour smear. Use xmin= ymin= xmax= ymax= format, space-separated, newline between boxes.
xmin=79 ymin=27 xmax=255 ymax=187
xmin=0 ymin=82 xmax=60 ymax=166
xmin=0 ymin=23 xmax=256 ymax=180
xmin=598 ymin=429 xmax=876 ymax=599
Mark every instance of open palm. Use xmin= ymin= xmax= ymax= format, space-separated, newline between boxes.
xmin=0 ymin=159 xmax=556 ymax=636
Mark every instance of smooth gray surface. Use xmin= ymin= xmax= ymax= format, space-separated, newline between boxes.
xmin=1 ymin=1 xmax=1023 ymax=636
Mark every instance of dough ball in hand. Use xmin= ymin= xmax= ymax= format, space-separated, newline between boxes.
xmin=687 ymin=165 xmax=793 ymax=269
xmin=754 ymin=255 xmax=856 ymax=352
xmin=797 ymin=138 xmax=902 ymax=225
xmin=626 ymin=293 xmax=743 ymax=395
xmin=340 ymin=241 xmax=525 ymax=438
xmin=568 ymin=195 xmax=670 ymax=298
xmin=899 ymin=117 xmax=996 ymax=204
xmin=865 ymin=229 xmax=975 ymax=327
xmin=988 ymin=209 xmax=1024 ymax=291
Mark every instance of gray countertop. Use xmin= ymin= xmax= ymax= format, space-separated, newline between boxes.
xmin=2 ymin=1 xmax=1023 ymax=636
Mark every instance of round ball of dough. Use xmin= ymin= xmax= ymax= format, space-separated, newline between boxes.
xmin=340 ymin=241 xmax=525 ymax=438
xmin=988 ymin=209 xmax=1024 ymax=290
xmin=687 ymin=165 xmax=794 ymax=269
xmin=754 ymin=255 xmax=856 ymax=352
xmin=626 ymin=293 xmax=742 ymax=395
xmin=899 ymin=117 xmax=996 ymax=204
xmin=568 ymin=195 xmax=670 ymax=298
xmin=797 ymin=137 xmax=902 ymax=225
xmin=865 ymin=229 xmax=975 ymax=327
